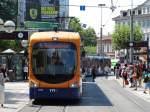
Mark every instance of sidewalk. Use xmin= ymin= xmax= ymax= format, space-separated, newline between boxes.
xmin=108 ymin=76 xmax=150 ymax=103
xmin=0 ymin=82 xmax=29 ymax=112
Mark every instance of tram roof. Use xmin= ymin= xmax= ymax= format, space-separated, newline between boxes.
xmin=29 ymin=31 xmax=80 ymax=41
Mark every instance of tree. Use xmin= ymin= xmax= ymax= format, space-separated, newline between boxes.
xmin=112 ymin=24 xmax=143 ymax=50
xmin=69 ymin=18 xmax=82 ymax=32
xmin=0 ymin=40 xmax=21 ymax=52
xmin=0 ymin=1 xmax=20 ymax=51
xmin=0 ymin=0 xmax=17 ymax=22
xmin=69 ymin=17 xmax=96 ymax=46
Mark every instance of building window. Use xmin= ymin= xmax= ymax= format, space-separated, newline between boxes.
xmin=137 ymin=21 xmax=141 ymax=26
xmin=143 ymin=7 xmax=146 ymax=14
xmin=109 ymin=44 xmax=112 ymax=52
xmin=142 ymin=20 xmax=146 ymax=28
xmin=138 ymin=9 xmax=141 ymax=15
xmin=143 ymin=34 xmax=147 ymax=41
xmin=133 ymin=11 xmax=135 ymax=15
xmin=135 ymin=10 xmax=138 ymax=15
xmin=147 ymin=7 xmax=150 ymax=13
xmin=146 ymin=20 xmax=148 ymax=28
xmin=107 ymin=44 xmax=109 ymax=52
xmin=122 ymin=11 xmax=127 ymax=16
xmin=102 ymin=45 xmax=105 ymax=52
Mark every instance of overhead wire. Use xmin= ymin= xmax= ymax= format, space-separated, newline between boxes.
xmin=103 ymin=0 xmax=119 ymax=27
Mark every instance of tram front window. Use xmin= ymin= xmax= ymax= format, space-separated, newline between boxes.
xmin=32 ymin=42 xmax=77 ymax=84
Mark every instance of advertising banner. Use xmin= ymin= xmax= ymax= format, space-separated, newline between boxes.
xmin=26 ymin=0 xmax=59 ymax=22
xmin=40 ymin=0 xmax=59 ymax=21
xmin=25 ymin=0 xmax=41 ymax=21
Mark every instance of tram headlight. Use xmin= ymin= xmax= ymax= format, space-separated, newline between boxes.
xmin=70 ymin=83 xmax=78 ymax=88
xmin=30 ymin=81 xmax=39 ymax=87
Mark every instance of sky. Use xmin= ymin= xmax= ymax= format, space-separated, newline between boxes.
xmin=69 ymin=0 xmax=147 ymax=36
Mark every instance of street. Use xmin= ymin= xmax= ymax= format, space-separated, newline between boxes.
xmin=16 ymin=77 xmax=150 ymax=112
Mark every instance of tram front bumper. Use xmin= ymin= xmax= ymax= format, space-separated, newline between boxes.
xmin=29 ymin=87 xmax=81 ymax=99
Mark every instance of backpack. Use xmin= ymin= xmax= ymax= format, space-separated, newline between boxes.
xmin=143 ymin=76 xmax=149 ymax=83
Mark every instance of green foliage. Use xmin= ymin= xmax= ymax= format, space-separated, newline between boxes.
xmin=0 ymin=40 xmax=21 ymax=52
xmin=85 ymin=46 xmax=96 ymax=55
xmin=112 ymin=24 xmax=143 ymax=50
xmin=81 ymin=27 xmax=97 ymax=46
xmin=0 ymin=0 xmax=17 ymax=22
xmin=69 ymin=18 xmax=82 ymax=32
xmin=69 ymin=18 xmax=96 ymax=46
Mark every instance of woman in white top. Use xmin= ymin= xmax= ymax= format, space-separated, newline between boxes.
xmin=0 ymin=66 xmax=5 ymax=107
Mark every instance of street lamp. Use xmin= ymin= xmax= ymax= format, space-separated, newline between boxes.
xmin=98 ymin=4 xmax=106 ymax=55
xmin=21 ymin=40 xmax=28 ymax=48
xmin=0 ymin=18 xmax=16 ymax=33
xmin=130 ymin=0 xmax=134 ymax=63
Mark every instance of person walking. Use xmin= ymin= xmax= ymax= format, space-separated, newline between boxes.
xmin=132 ymin=64 xmax=138 ymax=90
xmin=91 ymin=65 xmax=96 ymax=82
xmin=115 ymin=62 xmax=120 ymax=79
xmin=128 ymin=63 xmax=134 ymax=88
xmin=121 ymin=64 xmax=128 ymax=87
xmin=143 ymin=74 xmax=150 ymax=94
xmin=23 ymin=65 xmax=28 ymax=80
xmin=0 ymin=65 xmax=5 ymax=107
xmin=138 ymin=62 xmax=143 ymax=87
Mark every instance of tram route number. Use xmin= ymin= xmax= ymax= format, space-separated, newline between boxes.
xmin=49 ymin=89 xmax=57 ymax=93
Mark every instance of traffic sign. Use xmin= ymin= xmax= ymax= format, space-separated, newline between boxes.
xmin=80 ymin=5 xmax=85 ymax=11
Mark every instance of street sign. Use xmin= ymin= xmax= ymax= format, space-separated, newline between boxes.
xmin=0 ymin=31 xmax=28 ymax=40
xmin=80 ymin=5 xmax=85 ymax=11
xmin=133 ymin=41 xmax=148 ymax=47
xmin=126 ymin=41 xmax=148 ymax=48
xmin=133 ymin=52 xmax=147 ymax=55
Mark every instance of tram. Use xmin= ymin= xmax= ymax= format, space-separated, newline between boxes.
xmin=28 ymin=31 xmax=82 ymax=99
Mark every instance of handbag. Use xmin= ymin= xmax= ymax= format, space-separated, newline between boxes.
xmin=125 ymin=80 xmax=129 ymax=85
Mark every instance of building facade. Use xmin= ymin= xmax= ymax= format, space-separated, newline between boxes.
xmin=97 ymin=35 xmax=115 ymax=58
xmin=113 ymin=0 xmax=150 ymax=43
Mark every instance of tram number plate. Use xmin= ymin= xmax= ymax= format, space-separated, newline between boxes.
xmin=49 ymin=89 xmax=56 ymax=93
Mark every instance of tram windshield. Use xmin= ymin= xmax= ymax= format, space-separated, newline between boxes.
xmin=32 ymin=42 xmax=77 ymax=83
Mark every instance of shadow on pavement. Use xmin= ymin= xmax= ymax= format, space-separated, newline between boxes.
xmin=32 ymin=82 xmax=113 ymax=106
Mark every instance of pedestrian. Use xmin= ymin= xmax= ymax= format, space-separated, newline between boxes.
xmin=104 ymin=64 xmax=110 ymax=78
xmin=132 ymin=65 xmax=138 ymax=90
xmin=121 ymin=64 xmax=128 ymax=87
xmin=1 ymin=64 xmax=7 ymax=78
xmin=0 ymin=65 xmax=5 ymax=107
xmin=81 ymin=67 xmax=86 ymax=81
xmin=128 ymin=63 xmax=134 ymax=88
xmin=91 ymin=65 xmax=96 ymax=82
xmin=143 ymin=74 xmax=150 ymax=94
xmin=23 ymin=65 xmax=28 ymax=80
xmin=115 ymin=63 xmax=120 ymax=79
xmin=138 ymin=62 xmax=144 ymax=87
